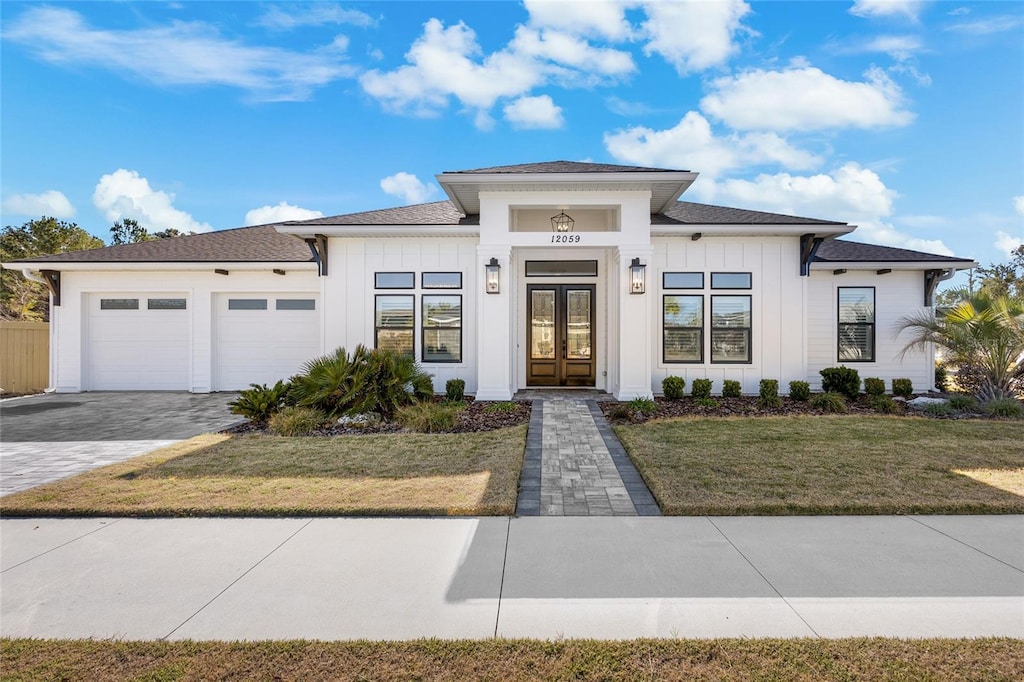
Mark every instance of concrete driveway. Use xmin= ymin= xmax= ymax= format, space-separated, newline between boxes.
xmin=0 ymin=392 xmax=241 ymax=496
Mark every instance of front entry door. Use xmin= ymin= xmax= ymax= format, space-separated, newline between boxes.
xmin=527 ymin=284 xmax=596 ymax=386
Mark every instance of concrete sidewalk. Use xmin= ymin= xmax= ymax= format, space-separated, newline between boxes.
xmin=1 ymin=515 xmax=1021 ymax=640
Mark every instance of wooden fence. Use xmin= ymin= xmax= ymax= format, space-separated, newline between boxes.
xmin=0 ymin=321 xmax=49 ymax=394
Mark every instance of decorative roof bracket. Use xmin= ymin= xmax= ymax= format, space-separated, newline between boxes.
xmin=39 ymin=269 xmax=61 ymax=307
xmin=799 ymin=234 xmax=824 ymax=277
xmin=924 ymin=268 xmax=955 ymax=307
xmin=304 ymin=234 xmax=329 ymax=277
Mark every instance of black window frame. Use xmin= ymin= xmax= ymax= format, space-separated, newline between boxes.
xmin=710 ymin=294 xmax=752 ymax=364
xmin=421 ymin=294 xmax=462 ymax=364
xmin=663 ymin=272 xmax=704 ymax=289
xmin=421 ymin=272 xmax=463 ymax=289
xmin=663 ymin=294 xmax=704 ymax=364
xmin=374 ymin=294 xmax=415 ymax=357
xmin=837 ymin=286 xmax=876 ymax=363
xmin=374 ymin=272 xmax=415 ymax=289
xmin=710 ymin=272 xmax=752 ymax=289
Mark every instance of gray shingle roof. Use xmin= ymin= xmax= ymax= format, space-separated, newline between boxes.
xmin=10 ymin=225 xmax=314 ymax=264
xmin=290 ymin=200 xmax=479 ymax=226
xmin=446 ymin=160 xmax=689 ymax=174
xmin=656 ymin=201 xmax=846 ymax=226
xmin=815 ymin=240 xmax=972 ymax=263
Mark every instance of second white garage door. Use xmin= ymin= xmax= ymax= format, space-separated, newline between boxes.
xmin=212 ymin=293 xmax=321 ymax=391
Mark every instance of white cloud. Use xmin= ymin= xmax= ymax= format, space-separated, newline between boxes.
xmin=994 ymin=231 xmax=1022 ymax=258
xmin=700 ymin=64 xmax=914 ymax=131
xmin=503 ymin=94 xmax=565 ymax=129
xmin=948 ymin=7 xmax=970 ymax=17
xmin=93 ymin=169 xmax=213 ymax=233
xmin=255 ymin=3 xmax=376 ymax=30
xmin=697 ymin=163 xmax=954 ymax=255
xmin=946 ymin=15 xmax=1024 ymax=35
xmin=523 ymin=0 xmax=634 ymax=41
xmin=509 ymin=27 xmax=635 ymax=80
xmin=380 ymin=172 xmax=437 ymax=205
xmin=850 ymin=0 xmax=923 ymax=21
xmin=244 ymin=201 xmax=324 ymax=226
xmin=604 ymin=111 xmax=822 ymax=178
xmin=2 ymin=190 xmax=75 ymax=218
xmin=4 ymin=6 xmax=357 ymax=102
xmin=605 ymin=95 xmax=661 ymax=117
xmin=1014 ymin=196 xmax=1024 ymax=216
xmin=640 ymin=0 xmax=752 ymax=74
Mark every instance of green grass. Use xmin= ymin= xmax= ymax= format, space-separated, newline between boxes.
xmin=2 ymin=638 xmax=1021 ymax=681
xmin=615 ymin=416 xmax=1024 ymax=515
xmin=0 ymin=427 xmax=527 ymax=517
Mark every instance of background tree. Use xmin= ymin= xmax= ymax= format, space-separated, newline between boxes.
xmin=151 ymin=227 xmax=194 ymax=239
xmin=1 ymin=217 xmax=104 ymax=321
xmin=109 ymin=218 xmax=154 ymax=245
xmin=936 ymin=245 xmax=1024 ymax=307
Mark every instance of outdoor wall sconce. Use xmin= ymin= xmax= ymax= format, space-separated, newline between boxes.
xmin=691 ymin=232 xmax=702 ymax=241
xmin=629 ymin=257 xmax=646 ymax=295
xmin=550 ymin=211 xmax=575 ymax=233
xmin=485 ymin=257 xmax=501 ymax=294
xmin=833 ymin=268 xmax=847 ymax=275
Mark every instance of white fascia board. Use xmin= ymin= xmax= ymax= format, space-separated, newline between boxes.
xmin=652 ymin=224 xmax=854 ymax=237
xmin=4 ymin=261 xmax=318 ymax=272
xmin=810 ymin=260 xmax=977 ymax=271
xmin=274 ymin=225 xmax=480 ymax=238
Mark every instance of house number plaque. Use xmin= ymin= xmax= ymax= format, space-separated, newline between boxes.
xmin=550 ymin=234 xmax=582 ymax=243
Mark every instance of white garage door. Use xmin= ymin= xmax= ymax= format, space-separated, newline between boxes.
xmin=86 ymin=294 xmax=190 ymax=390
xmin=213 ymin=293 xmax=320 ymax=391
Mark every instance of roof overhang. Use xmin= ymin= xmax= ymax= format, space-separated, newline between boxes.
xmin=809 ymin=260 xmax=977 ymax=271
xmin=275 ymin=225 xmax=481 ymax=239
xmin=652 ymin=224 xmax=855 ymax=238
xmin=436 ymin=170 xmax=699 ymax=215
xmin=4 ymin=261 xmax=318 ymax=272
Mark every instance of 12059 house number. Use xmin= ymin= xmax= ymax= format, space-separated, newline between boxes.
xmin=551 ymin=234 xmax=581 ymax=243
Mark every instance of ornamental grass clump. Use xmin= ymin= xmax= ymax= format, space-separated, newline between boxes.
xmin=395 ymin=400 xmax=463 ymax=433
xmin=984 ymin=398 xmax=1024 ymax=419
xmin=788 ymin=380 xmax=810 ymax=401
xmin=691 ymin=378 xmax=713 ymax=399
xmin=868 ymin=395 xmax=899 ymax=414
xmin=722 ymin=380 xmax=742 ymax=398
xmin=758 ymin=379 xmax=782 ymax=408
xmin=662 ymin=376 xmax=686 ymax=399
xmin=268 ymin=406 xmax=325 ymax=436
xmin=627 ymin=396 xmax=658 ymax=415
xmin=810 ymin=391 xmax=847 ymax=413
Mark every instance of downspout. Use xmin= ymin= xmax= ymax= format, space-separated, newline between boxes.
xmin=20 ymin=268 xmax=58 ymax=393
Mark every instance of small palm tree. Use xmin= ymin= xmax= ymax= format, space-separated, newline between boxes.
xmin=896 ymin=294 xmax=1024 ymax=401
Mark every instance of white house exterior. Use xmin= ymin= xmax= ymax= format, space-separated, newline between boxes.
xmin=6 ymin=161 xmax=976 ymax=399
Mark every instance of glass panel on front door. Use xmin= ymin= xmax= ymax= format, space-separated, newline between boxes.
xmin=527 ymin=285 xmax=596 ymax=387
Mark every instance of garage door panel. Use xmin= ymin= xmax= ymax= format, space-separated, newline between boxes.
xmin=213 ymin=294 xmax=320 ymax=391
xmin=87 ymin=294 xmax=189 ymax=390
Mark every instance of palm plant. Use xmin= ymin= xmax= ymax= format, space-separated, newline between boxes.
xmin=896 ymin=294 xmax=1024 ymax=401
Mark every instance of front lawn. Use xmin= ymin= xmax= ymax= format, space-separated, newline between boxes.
xmin=0 ymin=427 xmax=527 ymax=517
xmin=2 ymin=638 xmax=1022 ymax=681
xmin=615 ymin=416 xmax=1024 ymax=515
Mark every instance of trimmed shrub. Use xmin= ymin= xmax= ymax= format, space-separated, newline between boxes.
xmin=984 ymin=398 xmax=1024 ymax=419
xmin=924 ymin=402 xmax=953 ymax=417
xmin=692 ymin=378 xmax=713 ymax=399
xmin=788 ymin=380 xmax=811 ymax=401
xmin=228 ymin=380 xmax=290 ymax=425
xmin=948 ymin=394 xmax=978 ymax=412
xmin=935 ymin=362 xmax=948 ymax=392
xmin=628 ymin=396 xmax=658 ymax=415
xmin=395 ymin=400 xmax=462 ymax=433
xmin=810 ymin=392 xmax=847 ymax=413
xmin=268 ymin=406 xmax=325 ymax=436
xmin=289 ymin=345 xmax=434 ymax=419
xmin=444 ymin=379 xmax=465 ymax=403
xmin=722 ymin=380 xmax=742 ymax=398
xmin=864 ymin=377 xmax=885 ymax=396
xmin=868 ymin=395 xmax=899 ymax=414
xmin=662 ymin=376 xmax=686 ymax=400
xmin=892 ymin=378 xmax=914 ymax=398
xmin=820 ymin=366 xmax=860 ymax=400
xmin=758 ymin=379 xmax=782 ymax=408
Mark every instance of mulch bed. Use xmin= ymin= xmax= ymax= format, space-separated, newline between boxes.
xmin=226 ymin=398 xmax=533 ymax=436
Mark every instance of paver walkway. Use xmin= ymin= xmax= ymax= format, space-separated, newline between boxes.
xmin=516 ymin=398 xmax=659 ymax=516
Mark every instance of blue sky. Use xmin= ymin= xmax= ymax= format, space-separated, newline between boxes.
xmin=1 ymin=0 xmax=1022 ymax=270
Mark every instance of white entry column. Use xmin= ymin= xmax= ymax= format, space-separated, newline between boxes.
xmin=615 ymin=246 xmax=654 ymax=400
xmin=475 ymin=245 xmax=514 ymax=400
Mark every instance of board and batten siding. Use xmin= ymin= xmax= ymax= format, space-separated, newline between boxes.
xmin=650 ymin=236 xmax=807 ymax=395
xmin=806 ymin=269 xmax=933 ymax=392
xmin=322 ymin=237 xmax=479 ymax=394
xmin=50 ymin=269 xmax=321 ymax=392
